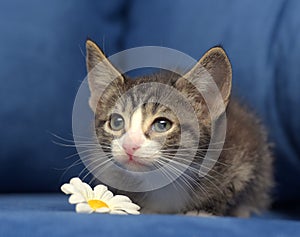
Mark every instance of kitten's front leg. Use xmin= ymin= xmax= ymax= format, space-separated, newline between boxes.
xmin=185 ymin=210 xmax=214 ymax=217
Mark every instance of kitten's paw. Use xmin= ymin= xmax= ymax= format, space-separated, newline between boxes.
xmin=185 ymin=210 xmax=213 ymax=217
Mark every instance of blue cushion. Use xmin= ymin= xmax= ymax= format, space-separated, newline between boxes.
xmin=0 ymin=0 xmax=125 ymax=192
xmin=124 ymin=0 xmax=300 ymax=203
xmin=0 ymin=194 xmax=299 ymax=237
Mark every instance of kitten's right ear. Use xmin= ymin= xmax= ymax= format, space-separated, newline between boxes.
xmin=86 ymin=39 xmax=124 ymax=112
xmin=176 ymin=47 xmax=232 ymax=119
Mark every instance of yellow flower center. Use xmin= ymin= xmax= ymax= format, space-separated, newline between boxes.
xmin=88 ymin=199 xmax=109 ymax=210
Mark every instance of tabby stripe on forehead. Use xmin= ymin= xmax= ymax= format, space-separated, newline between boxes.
xmin=142 ymin=93 xmax=156 ymax=106
xmin=151 ymin=102 xmax=160 ymax=115
xmin=128 ymin=92 xmax=136 ymax=109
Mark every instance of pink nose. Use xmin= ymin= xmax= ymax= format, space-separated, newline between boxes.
xmin=122 ymin=143 xmax=140 ymax=155
xmin=122 ymin=131 xmax=144 ymax=156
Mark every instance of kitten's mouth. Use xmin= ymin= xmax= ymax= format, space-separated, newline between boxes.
xmin=125 ymin=154 xmax=145 ymax=166
xmin=126 ymin=159 xmax=145 ymax=167
xmin=127 ymin=153 xmax=134 ymax=161
xmin=112 ymin=153 xmax=155 ymax=171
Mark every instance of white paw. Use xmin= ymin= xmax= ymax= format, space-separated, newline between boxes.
xmin=185 ymin=210 xmax=213 ymax=217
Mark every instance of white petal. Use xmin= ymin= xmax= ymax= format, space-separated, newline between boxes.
xmin=95 ymin=207 xmax=110 ymax=213
xmin=110 ymin=203 xmax=141 ymax=215
xmin=109 ymin=210 xmax=128 ymax=215
xmin=111 ymin=204 xmax=140 ymax=215
xmin=93 ymin=185 xmax=108 ymax=199
xmin=61 ymin=184 xmax=75 ymax=194
xmin=75 ymin=203 xmax=93 ymax=214
xmin=70 ymin=177 xmax=83 ymax=186
xmin=69 ymin=194 xmax=85 ymax=204
xmin=70 ymin=178 xmax=93 ymax=200
xmin=121 ymin=208 xmax=140 ymax=215
xmin=110 ymin=202 xmax=140 ymax=210
xmin=108 ymin=195 xmax=132 ymax=205
xmin=101 ymin=190 xmax=114 ymax=202
xmin=82 ymin=183 xmax=94 ymax=199
xmin=70 ymin=178 xmax=86 ymax=192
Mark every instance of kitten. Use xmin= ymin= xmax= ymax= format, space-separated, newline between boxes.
xmin=84 ymin=39 xmax=273 ymax=217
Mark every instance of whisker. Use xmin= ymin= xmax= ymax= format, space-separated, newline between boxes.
xmin=160 ymin=155 xmax=226 ymax=179
xmin=79 ymin=155 xmax=113 ymax=180
xmin=161 ymin=157 xmax=224 ymax=196
xmin=155 ymin=159 xmax=212 ymax=206
xmin=161 ymin=152 xmax=229 ymax=167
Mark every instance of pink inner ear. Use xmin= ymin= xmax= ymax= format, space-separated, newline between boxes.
xmin=122 ymin=130 xmax=145 ymax=155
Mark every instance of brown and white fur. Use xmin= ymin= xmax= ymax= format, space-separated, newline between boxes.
xmin=84 ymin=39 xmax=273 ymax=217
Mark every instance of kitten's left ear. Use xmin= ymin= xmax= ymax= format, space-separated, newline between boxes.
xmin=176 ymin=47 xmax=232 ymax=119
xmin=86 ymin=39 xmax=124 ymax=112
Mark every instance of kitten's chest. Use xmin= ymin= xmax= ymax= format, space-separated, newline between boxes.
xmin=134 ymin=184 xmax=191 ymax=214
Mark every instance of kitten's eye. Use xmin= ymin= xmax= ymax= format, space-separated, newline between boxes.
xmin=109 ymin=113 xmax=124 ymax=131
xmin=152 ymin=118 xmax=172 ymax=133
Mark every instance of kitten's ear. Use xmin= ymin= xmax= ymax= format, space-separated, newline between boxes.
xmin=176 ymin=47 xmax=232 ymax=119
xmin=86 ymin=39 xmax=124 ymax=112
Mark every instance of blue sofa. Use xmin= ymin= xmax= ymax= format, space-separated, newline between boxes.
xmin=0 ymin=0 xmax=300 ymax=236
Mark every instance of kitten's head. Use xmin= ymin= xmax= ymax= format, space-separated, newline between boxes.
xmin=86 ymin=40 xmax=231 ymax=177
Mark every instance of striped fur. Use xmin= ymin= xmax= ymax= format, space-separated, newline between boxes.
xmin=85 ymin=40 xmax=274 ymax=217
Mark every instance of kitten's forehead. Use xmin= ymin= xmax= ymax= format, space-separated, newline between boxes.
xmin=129 ymin=107 xmax=143 ymax=132
xmin=99 ymin=72 xmax=197 ymax=125
xmin=116 ymin=91 xmax=176 ymax=120
xmin=113 ymin=83 xmax=172 ymax=114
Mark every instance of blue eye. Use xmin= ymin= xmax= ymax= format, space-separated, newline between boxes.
xmin=152 ymin=118 xmax=172 ymax=133
xmin=109 ymin=113 xmax=124 ymax=131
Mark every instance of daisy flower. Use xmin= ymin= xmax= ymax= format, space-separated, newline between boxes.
xmin=61 ymin=177 xmax=140 ymax=215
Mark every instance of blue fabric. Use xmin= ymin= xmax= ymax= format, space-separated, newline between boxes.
xmin=0 ymin=194 xmax=299 ymax=237
xmin=0 ymin=0 xmax=125 ymax=192
xmin=125 ymin=0 xmax=300 ymax=203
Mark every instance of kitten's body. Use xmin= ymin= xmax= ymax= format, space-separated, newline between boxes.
xmin=101 ymin=73 xmax=272 ymax=217
xmin=84 ymin=40 xmax=273 ymax=217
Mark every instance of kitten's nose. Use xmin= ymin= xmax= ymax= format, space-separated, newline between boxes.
xmin=122 ymin=132 xmax=143 ymax=155
xmin=122 ymin=143 xmax=141 ymax=156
